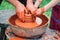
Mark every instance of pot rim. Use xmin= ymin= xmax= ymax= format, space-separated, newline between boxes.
xmin=8 ymin=14 xmax=49 ymax=29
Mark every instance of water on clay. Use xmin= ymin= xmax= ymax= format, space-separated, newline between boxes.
xmin=36 ymin=17 xmax=42 ymax=25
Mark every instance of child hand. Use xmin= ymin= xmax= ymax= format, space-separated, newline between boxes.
xmin=26 ymin=0 xmax=37 ymax=15
xmin=36 ymin=7 xmax=44 ymax=16
xmin=34 ymin=0 xmax=42 ymax=8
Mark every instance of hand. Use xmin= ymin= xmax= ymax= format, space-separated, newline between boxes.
xmin=16 ymin=2 xmax=27 ymax=22
xmin=34 ymin=0 xmax=42 ymax=8
xmin=26 ymin=0 xmax=37 ymax=15
xmin=36 ymin=7 xmax=44 ymax=16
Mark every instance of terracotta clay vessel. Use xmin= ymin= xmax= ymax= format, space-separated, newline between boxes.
xmin=8 ymin=14 xmax=48 ymax=38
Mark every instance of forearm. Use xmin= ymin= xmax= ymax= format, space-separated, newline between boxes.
xmin=44 ymin=0 xmax=59 ymax=12
xmin=7 ymin=0 xmax=21 ymax=7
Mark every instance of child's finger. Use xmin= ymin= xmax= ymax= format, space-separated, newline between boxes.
xmin=34 ymin=0 xmax=42 ymax=8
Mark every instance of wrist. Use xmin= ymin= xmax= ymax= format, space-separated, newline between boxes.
xmin=40 ymin=7 xmax=44 ymax=14
xmin=36 ymin=7 xmax=44 ymax=16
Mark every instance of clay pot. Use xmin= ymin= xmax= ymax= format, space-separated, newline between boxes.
xmin=8 ymin=14 xmax=48 ymax=38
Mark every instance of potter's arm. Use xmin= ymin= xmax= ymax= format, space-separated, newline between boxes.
xmin=7 ymin=0 xmax=22 ymax=7
xmin=44 ymin=0 xmax=60 ymax=12
xmin=7 ymin=0 xmax=26 ymax=22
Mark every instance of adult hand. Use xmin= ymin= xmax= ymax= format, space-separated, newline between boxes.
xmin=16 ymin=2 xmax=27 ymax=22
xmin=8 ymin=0 xmax=27 ymax=22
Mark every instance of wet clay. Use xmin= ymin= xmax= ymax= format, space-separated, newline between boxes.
xmin=15 ymin=19 xmax=39 ymax=29
xmin=15 ymin=10 xmax=41 ymax=29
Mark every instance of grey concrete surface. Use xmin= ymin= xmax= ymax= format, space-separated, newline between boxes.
xmin=0 ymin=10 xmax=15 ymax=24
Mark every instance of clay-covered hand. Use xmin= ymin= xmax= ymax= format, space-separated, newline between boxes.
xmin=16 ymin=2 xmax=27 ymax=22
xmin=8 ymin=0 xmax=27 ymax=22
xmin=26 ymin=0 xmax=37 ymax=15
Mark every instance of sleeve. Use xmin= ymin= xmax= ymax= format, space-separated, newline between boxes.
xmin=0 ymin=0 xmax=2 ymax=4
xmin=18 ymin=0 xmax=36 ymax=6
xmin=33 ymin=0 xmax=36 ymax=4
xmin=18 ymin=0 xmax=27 ymax=6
